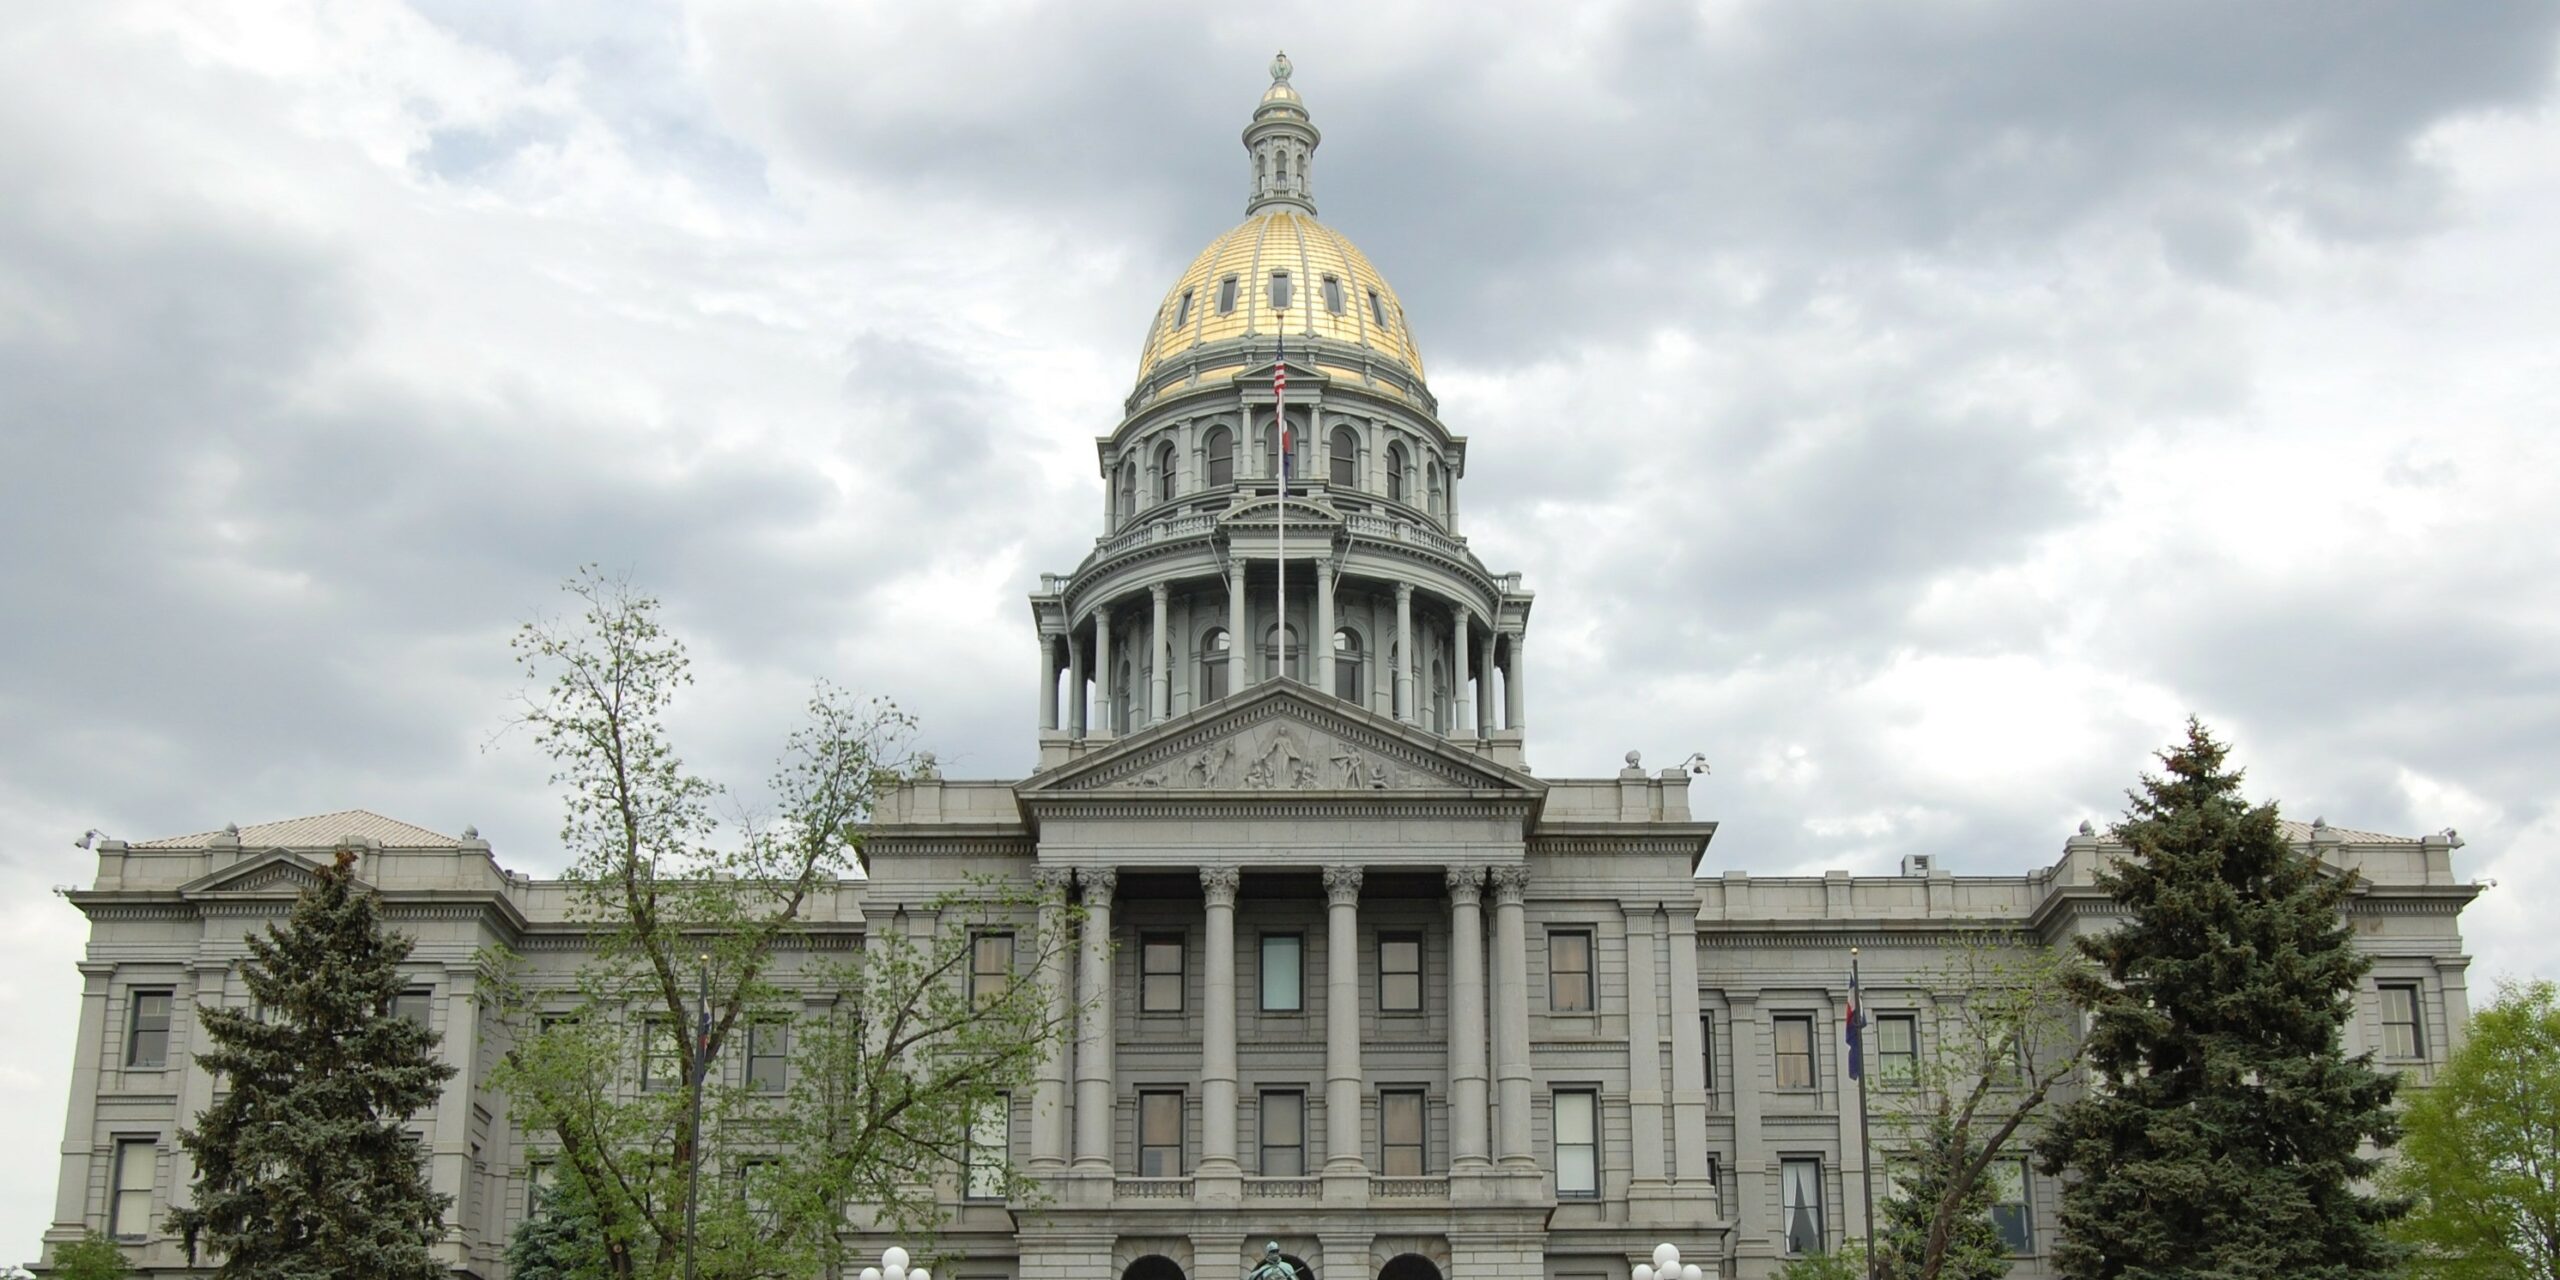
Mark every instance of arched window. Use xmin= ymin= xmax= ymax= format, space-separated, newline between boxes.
xmin=1332 ymin=628 xmax=1364 ymax=704
xmin=1426 ymin=461 xmax=1444 ymax=518
xmin=1387 ymin=443 xmax=1408 ymax=503
xmin=1115 ymin=659 xmax=1133 ymax=734
xmin=1329 ymin=426 xmax=1359 ymax=489
xmin=1200 ymin=628 xmax=1231 ymax=703
xmin=1262 ymin=624 xmax=1301 ymax=682
xmin=1203 ymin=425 xmax=1234 ymax=487
xmin=1154 ymin=442 xmax=1176 ymax=502
xmin=1118 ymin=460 xmax=1137 ymax=521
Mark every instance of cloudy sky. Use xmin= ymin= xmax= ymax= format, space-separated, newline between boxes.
xmin=5 ymin=0 xmax=2558 ymax=1255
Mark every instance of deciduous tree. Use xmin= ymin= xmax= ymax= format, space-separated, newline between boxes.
xmin=2388 ymin=977 xmax=2560 ymax=1280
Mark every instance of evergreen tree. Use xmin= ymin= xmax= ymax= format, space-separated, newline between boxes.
xmin=2036 ymin=720 xmax=2405 ymax=1279
xmin=1876 ymin=1112 xmax=2013 ymax=1280
xmin=507 ymin=1177 xmax=607 ymax=1280
xmin=172 ymin=846 xmax=458 ymax=1279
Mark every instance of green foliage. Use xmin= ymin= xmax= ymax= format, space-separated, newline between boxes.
xmin=2387 ymin=978 xmax=2560 ymax=1280
xmin=1775 ymin=1242 xmax=1870 ymax=1280
xmin=2036 ymin=719 xmax=2405 ymax=1280
xmin=507 ymin=1177 xmax=608 ymax=1280
xmin=48 ymin=1232 xmax=133 ymax=1280
xmin=483 ymin=569 xmax=1080 ymax=1280
xmin=1874 ymin=1111 xmax=2012 ymax=1280
xmin=169 ymin=846 xmax=458 ymax=1279
xmin=1867 ymin=936 xmax=2083 ymax=1280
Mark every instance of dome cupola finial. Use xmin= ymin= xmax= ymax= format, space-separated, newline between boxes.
xmin=1245 ymin=52 xmax=1320 ymax=216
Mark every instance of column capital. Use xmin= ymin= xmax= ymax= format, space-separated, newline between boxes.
xmin=1444 ymin=864 xmax=1486 ymax=906
xmin=1489 ymin=863 xmax=1531 ymax=905
xmin=1395 ymin=580 xmax=1414 ymax=600
xmin=1200 ymin=865 xmax=1242 ymax=906
xmin=1078 ymin=867 xmax=1118 ymax=899
xmin=1033 ymin=866 xmax=1075 ymax=896
xmin=1151 ymin=581 xmax=1171 ymax=602
xmin=1322 ymin=864 xmax=1364 ymax=906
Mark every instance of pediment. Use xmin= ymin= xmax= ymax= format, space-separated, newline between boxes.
xmin=1218 ymin=494 xmax=1341 ymax=530
xmin=178 ymin=849 xmax=339 ymax=899
xmin=1020 ymin=681 xmax=1542 ymax=797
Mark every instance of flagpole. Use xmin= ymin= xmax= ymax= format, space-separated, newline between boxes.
xmin=1274 ymin=305 xmax=1287 ymax=683
xmin=1853 ymin=947 xmax=1877 ymax=1280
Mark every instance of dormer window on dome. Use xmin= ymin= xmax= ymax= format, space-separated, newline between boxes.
xmin=1369 ymin=289 xmax=1390 ymax=329
xmin=1218 ymin=276 xmax=1239 ymax=315
xmin=1172 ymin=290 xmax=1192 ymax=330
xmin=1269 ymin=271 xmax=1292 ymax=311
xmin=1323 ymin=276 xmax=1344 ymax=314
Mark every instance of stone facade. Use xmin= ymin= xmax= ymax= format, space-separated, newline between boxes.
xmin=40 ymin=56 xmax=2479 ymax=1280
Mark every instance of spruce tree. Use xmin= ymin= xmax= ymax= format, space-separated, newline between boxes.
xmin=506 ymin=1179 xmax=606 ymax=1280
xmin=1876 ymin=1112 xmax=2013 ymax=1280
xmin=172 ymin=846 xmax=458 ymax=1279
xmin=2036 ymin=720 xmax=2405 ymax=1280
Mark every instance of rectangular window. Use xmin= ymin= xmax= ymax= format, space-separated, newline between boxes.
xmin=1547 ymin=929 xmax=1594 ymax=1013
xmin=1774 ymin=1014 xmax=1817 ymax=1090
xmin=1378 ymin=933 xmax=1423 ymax=1013
xmin=1141 ymin=933 xmax=1185 ymax=1014
xmin=1217 ymin=275 xmax=1240 ymax=314
xmin=1322 ymin=275 xmax=1345 ymax=314
xmin=110 ymin=1139 xmax=155 ymax=1238
xmin=392 ymin=988 xmax=433 ymax=1028
xmin=1878 ymin=1013 xmax=1919 ymax=1087
xmin=1380 ymin=1088 xmax=1426 ymax=1176
xmin=1369 ymin=289 xmax=1390 ymax=328
xmin=1138 ymin=1090 xmax=1185 ymax=1177
xmin=735 ymin=1158 xmax=781 ymax=1225
xmin=966 ymin=1096 xmax=1010 ymax=1200
xmin=528 ymin=1159 xmax=557 ymax=1206
xmin=1259 ymin=1089 xmax=1305 ymax=1176
xmin=1701 ymin=1013 xmax=1718 ymax=1090
xmin=1261 ymin=934 xmax=1302 ymax=1012
xmin=1781 ymin=1157 xmax=1825 ymax=1255
xmin=1268 ymin=271 xmax=1293 ymax=311
xmin=126 ymin=990 xmax=173 ymax=1068
xmin=2381 ymin=983 xmax=2425 ymax=1059
xmin=1172 ymin=289 xmax=1193 ymax=329
xmin=970 ymin=932 xmax=1014 ymax=1006
xmin=1989 ymin=1158 xmax=2032 ymax=1254
xmin=1553 ymin=1089 xmax=1598 ymax=1196
xmin=746 ymin=1020 xmax=788 ymax=1093
xmin=641 ymin=1017 xmax=681 ymax=1092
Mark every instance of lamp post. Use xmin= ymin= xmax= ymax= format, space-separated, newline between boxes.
xmin=1633 ymin=1240 xmax=1709 ymax=1280
xmin=860 ymin=1245 xmax=934 ymax=1280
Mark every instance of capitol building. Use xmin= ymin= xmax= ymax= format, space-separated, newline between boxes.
xmin=41 ymin=57 xmax=2479 ymax=1280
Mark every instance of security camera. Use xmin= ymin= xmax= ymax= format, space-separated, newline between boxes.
xmin=1679 ymin=753 xmax=1710 ymax=776
xmin=74 ymin=828 xmax=110 ymax=850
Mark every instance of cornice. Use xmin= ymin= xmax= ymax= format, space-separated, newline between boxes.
xmin=1690 ymin=925 xmax=2040 ymax=950
xmin=1021 ymin=794 xmax=1537 ymax=821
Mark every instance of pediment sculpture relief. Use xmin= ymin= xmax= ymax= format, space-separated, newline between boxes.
xmin=1115 ymin=719 xmax=1431 ymax=791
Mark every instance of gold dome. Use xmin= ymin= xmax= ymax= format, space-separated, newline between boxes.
xmin=1137 ymin=209 xmax=1424 ymax=387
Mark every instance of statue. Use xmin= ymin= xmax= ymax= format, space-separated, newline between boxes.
xmin=1247 ymin=1244 xmax=1296 ymax=1280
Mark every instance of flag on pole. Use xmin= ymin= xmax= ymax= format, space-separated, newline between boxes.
xmin=1845 ymin=964 xmax=1867 ymax=1081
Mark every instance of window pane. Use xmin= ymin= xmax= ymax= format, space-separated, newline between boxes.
xmin=128 ymin=991 xmax=172 ymax=1068
xmin=1174 ymin=291 xmax=1192 ymax=329
xmin=1554 ymin=1090 xmax=1594 ymax=1143
xmin=1548 ymin=932 xmax=1592 ymax=1012
xmin=2382 ymin=984 xmax=2423 ymax=1058
xmin=1142 ymin=937 xmax=1184 ymax=1013
xmin=1140 ymin=1092 xmax=1184 ymax=1176
xmin=111 ymin=1140 xmax=155 ymax=1237
xmin=1322 ymin=276 xmax=1345 ymax=314
xmin=1558 ymin=1146 xmax=1597 ymax=1194
xmin=972 ymin=933 xmax=1013 ymax=1005
xmin=967 ymin=1098 xmax=1009 ymax=1199
xmin=748 ymin=1021 xmax=787 ymax=1092
xmin=1261 ymin=1091 xmax=1304 ymax=1176
xmin=1218 ymin=276 xmax=1239 ymax=313
xmin=1554 ymin=1091 xmax=1597 ymax=1195
xmin=1381 ymin=973 xmax=1421 ymax=1011
xmin=1775 ymin=1016 xmax=1815 ymax=1089
xmin=1701 ymin=1015 xmax=1717 ymax=1090
xmin=1262 ymin=936 xmax=1301 ymax=1011
xmin=1782 ymin=1159 xmax=1825 ymax=1254
xmin=1269 ymin=271 xmax=1292 ymax=310
xmin=1990 ymin=1159 xmax=2031 ymax=1252
xmin=393 ymin=989 xmax=432 ymax=1027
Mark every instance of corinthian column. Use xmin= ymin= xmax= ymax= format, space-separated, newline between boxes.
xmin=1394 ymin=582 xmax=1415 ymax=722
xmin=1489 ymin=863 xmax=1535 ymax=1166
xmin=1446 ymin=866 xmax=1491 ymax=1168
xmin=1453 ymin=610 xmax=1473 ymax=738
xmin=1200 ymin=866 xmax=1243 ymax=1178
xmin=1072 ymin=867 xmax=1117 ymax=1174
xmin=1031 ymin=866 xmax=1075 ymax=1171
xmin=1227 ymin=558 xmax=1247 ymax=695
xmin=1151 ymin=583 xmax=1172 ymax=723
xmin=1322 ymin=865 xmax=1367 ymax=1175
xmin=1093 ymin=606 xmax=1116 ymax=739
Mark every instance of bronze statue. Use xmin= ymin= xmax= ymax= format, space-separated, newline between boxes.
xmin=1246 ymin=1243 xmax=1296 ymax=1280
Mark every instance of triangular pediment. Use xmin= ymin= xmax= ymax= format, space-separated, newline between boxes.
xmin=1219 ymin=493 xmax=1341 ymax=531
xmin=178 ymin=849 xmax=339 ymax=899
xmin=1020 ymin=681 xmax=1543 ymax=797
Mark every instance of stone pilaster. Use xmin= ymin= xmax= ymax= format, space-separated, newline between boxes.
xmin=1031 ymin=866 xmax=1075 ymax=1171
xmin=1446 ymin=866 xmax=1491 ymax=1171
xmin=1093 ymin=605 xmax=1116 ymax=740
xmin=1490 ymin=863 xmax=1535 ymax=1168
xmin=1151 ymin=584 xmax=1172 ymax=724
xmin=1198 ymin=866 xmax=1243 ymax=1199
xmin=1072 ymin=867 xmax=1117 ymax=1175
xmin=1227 ymin=559 xmax=1247 ymax=696
xmin=1395 ymin=582 xmax=1415 ymax=723
xmin=1322 ymin=864 xmax=1368 ymax=1194
xmin=1454 ymin=608 xmax=1473 ymax=737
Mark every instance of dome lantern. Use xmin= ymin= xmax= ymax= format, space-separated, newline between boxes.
xmin=1245 ymin=50 xmax=1319 ymax=216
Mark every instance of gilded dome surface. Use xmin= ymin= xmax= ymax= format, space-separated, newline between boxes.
xmin=1137 ymin=210 xmax=1424 ymax=385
